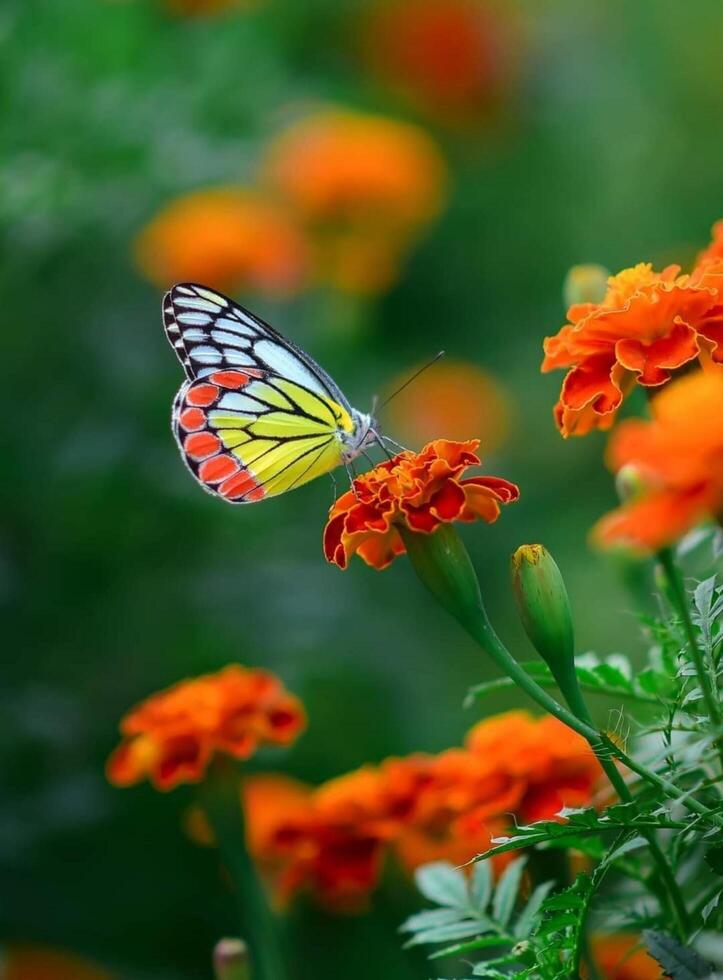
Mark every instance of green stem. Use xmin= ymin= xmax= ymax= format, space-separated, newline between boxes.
xmin=200 ymin=761 xmax=287 ymax=980
xmin=657 ymin=547 xmax=723 ymax=769
xmin=466 ymin=602 xmax=690 ymax=937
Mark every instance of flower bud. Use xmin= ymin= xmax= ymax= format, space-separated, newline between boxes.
xmin=615 ymin=463 xmax=648 ymax=504
xmin=214 ymin=939 xmax=251 ymax=980
xmin=511 ymin=545 xmax=577 ymax=704
xmin=563 ymin=264 xmax=609 ymax=307
xmin=399 ymin=523 xmax=484 ymax=630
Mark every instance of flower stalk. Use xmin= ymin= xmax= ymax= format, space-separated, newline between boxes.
xmin=400 ymin=523 xmax=719 ymax=937
xmin=200 ymin=760 xmax=287 ymax=980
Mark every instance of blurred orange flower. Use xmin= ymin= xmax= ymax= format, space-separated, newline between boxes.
xmin=244 ymin=770 xmax=388 ymax=911
xmin=262 ymin=109 xmax=446 ymax=294
xmin=593 ymin=371 xmax=723 ymax=551
xmin=107 ymin=665 xmax=305 ymax=790
xmin=324 ymin=439 xmax=519 ymax=570
xmin=384 ymin=360 xmax=512 ymax=450
xmin=238 ymin=711 xmax=600 ymax=908
xmin=2 ymin=945 xmax=112 ymax=980
xmin=133 ymin=187 xmax=307 ymax=296
xmin=543 ymin=225 xmax=723 ymax=437
xmin=363 ymin=0 xmax=518 ymax=122
xmin=590 ymin=934 xmax=662 ymax=980
xmin=465 ymin=711 xmax=602 ymax=823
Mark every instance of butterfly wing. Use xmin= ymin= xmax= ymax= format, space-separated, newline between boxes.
xmin=163 ymin=283 xmax=355 ymax=503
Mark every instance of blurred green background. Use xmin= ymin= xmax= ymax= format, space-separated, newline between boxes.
xmin=3 ymin=0 xmax=723 ymax=976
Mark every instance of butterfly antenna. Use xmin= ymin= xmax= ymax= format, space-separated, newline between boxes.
xmin=375 ymin=351 xmax=446 ymax=412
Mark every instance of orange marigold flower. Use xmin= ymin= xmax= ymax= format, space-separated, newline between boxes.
xmin=262 ymin=109 xmax=446 ymax=294
xmin=465 ymin=710 xmax=602 ymax=823
xmin=590 ymin=934 xmax=663 ymax=980
xmin=593 ymin=371 xmax=723 ymax=551
xmin=2 ymin=945 xmax=113 ymax=980
xmin=133 ymin=187 xmax=307 ymax=296
xmin=363 ymin=0 xmax=519 ymax=123
xmin=107 ymin=665 xmax=305 ymax=790
xmin=324 ymin=439 xmax=519 ymax=570
xmin=542 ymin=255 xmax=723 ymax=437
xmin=245 ymin=770 xmax=388 ymax=910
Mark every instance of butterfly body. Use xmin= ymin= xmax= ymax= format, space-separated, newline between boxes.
xmin=163 ymin=283 xmax=377 ymax=503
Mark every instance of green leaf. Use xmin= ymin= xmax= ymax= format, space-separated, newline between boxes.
xmin=429 ymin=935 xmax=510 ymax=961
xmin=404 ymin=920 xmax=489 ymax=949
xmin=399 ymin=907 xmax=464 ymax=934
xmin=492 ymin=857 xmax=527 ymax=927
xmin=643 ymin=930 xmax=716 ymax=980
xmin=415 ymin=862 xmax=469 ymax=909
xmin=469 ymin=859 xmax=492 ymax=912
xmin=514 ymin=881 xmax=555 ymax=939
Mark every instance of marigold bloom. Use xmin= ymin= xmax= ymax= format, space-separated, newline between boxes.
xmin=363 ymin=0 xmax=518 ymax=122
xmin=262 ymin=109 xmax=446 ymax=294
xmin=385 ymin=360 xmax=511 ymax=451
xmin=593 ymin=371 xmax=723 ymax=551
xmin=134 ymin=187 xmax=307 ymax=296
xmin=107 ymin=665 xmax=305 ymax=790
xmin=2 ymin=946 xmax=112 ymax=980
xmin=324 ymin=439 xmax=519 ymax=570
xmin=542 ymin=255 xmax=723 ymax=437
xmin=244 ymin=770 xmax=388 ymax=910
xmin=590 ymin=934 xmax=662 ymax=980
xmin=465 ymin=711 xmax=601 ymax=823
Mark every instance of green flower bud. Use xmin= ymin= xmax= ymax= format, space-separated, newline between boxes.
xmin=214 ymin=939 xmax=251 ymax=980
xmin=615 ymin=463 xmax=648 ymax=504
xmin=399 ymin=523 xmax=483 ymax=630
xmin=511 ymin=545 xmax=578 ymax=707
xmin=563 ymin=264 xmax=609 ymax=307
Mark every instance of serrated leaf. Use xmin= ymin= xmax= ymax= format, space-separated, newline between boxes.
xmin=469 ymin=859 xmax=492 ymax=912
xmin=643 ymin=930 xmax=715 ymax=980
xmin=702 ymin=892 xmax=721 ymax=923
xmin=415 ymin=862 xmax=469 ymax=909
xmin=492 ymin=857 xmax=527 ymax=927
xmin=429 ymin=934 xmax=510 ymax=961
xmin=514 ymin=881 xmax=555 ymax=938
xmin=399 ymin=907 xmax=464 ymax=933
xmin=404 ymin=919 xmax=489 ymax=948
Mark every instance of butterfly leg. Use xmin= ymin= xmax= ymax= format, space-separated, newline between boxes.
xmin=381 ymin=434 xmax=409 ymax=454
xmin=344 ymin=460 xmax=360 ymax=499
xmin=329 ymin=470 xmax=338 ymax=503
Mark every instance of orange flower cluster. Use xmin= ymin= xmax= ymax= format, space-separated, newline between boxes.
xmin=594 ymin=371 xmax=723 ymax=551
xmin=107 ymin=665 xmax=305 ymax=791
xmin=240 ymin=711 xmax=601 ymax=909
xmin=134 ymin=188 xmax=307 ymax=297
xmin=363 ymin=0 xmax=519 ymax=123
xmin=262 ymin=109 xmax=446 ymax=294
xmin=324 ymin=439 xmax=519 ymax=570
xmin=543 ymin=222 xmax=723 ymax=437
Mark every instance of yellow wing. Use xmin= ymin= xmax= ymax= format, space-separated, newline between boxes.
xmin=164 ymin=284 xmax=356 ymax=503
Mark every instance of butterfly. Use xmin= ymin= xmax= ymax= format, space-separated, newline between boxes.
xmin=162 ymin=282 xmax=379 ymax=503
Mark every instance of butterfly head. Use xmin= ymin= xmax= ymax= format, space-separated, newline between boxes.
xmin=340 ymin=409 xmax=379 ymax=464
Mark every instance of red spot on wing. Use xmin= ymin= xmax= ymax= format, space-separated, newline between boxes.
xmin=198 ymin=455 xmax=241 ymax=484
xmin=218 ymin=470 xmax=266 ymax=501
xmin=184 ymin=432 xmax=221 ymax=460
xmin=210 ymin=370 xmax=250 ymax=389
xmin=179 ymin=407 xmax=206 ymax=431
xmin=186 ymin=383 xmax=219 ymax=407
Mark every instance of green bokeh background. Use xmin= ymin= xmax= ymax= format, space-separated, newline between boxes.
xmin=3 ymin=0 xmax=723 ymax=976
